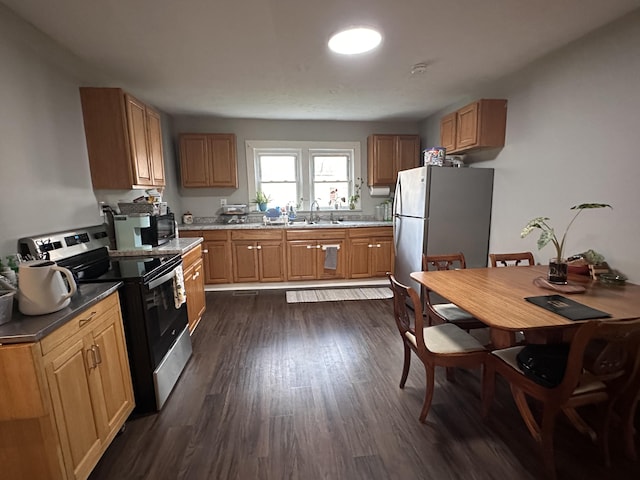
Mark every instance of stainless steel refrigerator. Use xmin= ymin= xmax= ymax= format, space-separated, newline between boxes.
xmin=393 ymin=165 xmax=494 ymax=294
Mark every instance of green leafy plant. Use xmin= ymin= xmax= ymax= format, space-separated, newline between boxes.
xmin=349 ymin=177 xmax=364 ymax=206
xmin=521 ymin=203 xmax=612 ymax=260
xmin=252 ymin=191 xmax=271 ymax=204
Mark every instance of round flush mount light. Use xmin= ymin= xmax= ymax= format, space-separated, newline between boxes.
xmin=328 ymin=26 xmax=382 ymax=55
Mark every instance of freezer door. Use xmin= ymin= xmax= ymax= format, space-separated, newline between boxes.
xmin=395 ymin=166 xmax=427 ymax=218
xmin=393 ymin=214 xmax=427 ymax=294
xmin=425 ymin=167 xmax=494 ymax=268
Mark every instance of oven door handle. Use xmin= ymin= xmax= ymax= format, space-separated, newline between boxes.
xmin=148 ymin=266 xmax=180 ymax=290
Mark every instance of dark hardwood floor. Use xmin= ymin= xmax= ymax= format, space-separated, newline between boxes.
xmin=90 ymin=291 xmax=640 ymax=480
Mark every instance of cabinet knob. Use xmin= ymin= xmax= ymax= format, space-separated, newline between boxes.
xmin=247 ymin=245 xmax=254 ymax=250
xmin=203 ymin=249 xmax=209 ymax=254
xmin=256 ymin=245 xmax=262 ymax=250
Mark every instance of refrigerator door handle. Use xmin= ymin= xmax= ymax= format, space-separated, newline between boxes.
xmin=393 ymin=176 xmax=402 ymax=251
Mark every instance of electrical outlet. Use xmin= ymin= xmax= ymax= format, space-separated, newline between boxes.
xmin=220 ymin=198 xmax=227 ymax=206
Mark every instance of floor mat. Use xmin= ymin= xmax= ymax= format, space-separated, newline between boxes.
xmin=286 ymin=287 xmax=392 ymax=303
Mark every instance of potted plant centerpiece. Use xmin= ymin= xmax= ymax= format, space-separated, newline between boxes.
xmin=252 ymin=191 xmax=271 ymax=212
xmin=521 ymin=203 xmax=612 ymax=284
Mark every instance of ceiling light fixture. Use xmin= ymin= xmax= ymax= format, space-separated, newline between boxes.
xmin=328 ymin=27 xmax=382 ymax=55
xmin=410 ymin=62 xmax=429 ymax=75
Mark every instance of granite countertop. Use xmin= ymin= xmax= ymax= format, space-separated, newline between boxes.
xmin=109 ymin=237 xmax=203 ymax=257
xmin=0 ymin=282 xmax=122 ymax=344
xmin=178 ymin=220 xmax=392 ymax=231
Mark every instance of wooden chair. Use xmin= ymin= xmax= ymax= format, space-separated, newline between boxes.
xmin=422 ymin=253 xmax=488 ymax=331
xmin=482 ymin=318 xmax=640 ymax=479
xmin=489 ymin=252 xmax=535 ymax=267
xmin=387 ymin=273 xmax=487 ymax=423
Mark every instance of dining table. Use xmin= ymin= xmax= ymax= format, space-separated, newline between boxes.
xmin=410 ymin=265 xmax=640 ymax=348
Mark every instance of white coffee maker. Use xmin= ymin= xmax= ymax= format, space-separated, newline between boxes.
xmin=113 ymin=214 xmax=153 ymax=250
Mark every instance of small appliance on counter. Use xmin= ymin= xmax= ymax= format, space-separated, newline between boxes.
xmin=18 ymin=260 xmax=77 ymax=315
xmin=114 ymin=214 xmax=152 ymax=250
xmin=140 ymin=212 xmax=176 ymax=247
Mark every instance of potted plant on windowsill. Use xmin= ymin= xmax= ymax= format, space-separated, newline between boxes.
xmin=252 ymin=191 xmax=271 ymax=212
xmin=520 ymin=203 xmax=612 ymax=284
xmin=349 ymin=177 xmax=364 ymax=210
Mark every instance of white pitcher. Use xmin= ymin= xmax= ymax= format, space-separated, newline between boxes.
xmin=18 ymin=260 xmax=77 ymax=315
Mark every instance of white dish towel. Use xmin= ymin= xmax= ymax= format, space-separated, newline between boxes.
xmin=173 ymin=265 xmax=186 ymax=308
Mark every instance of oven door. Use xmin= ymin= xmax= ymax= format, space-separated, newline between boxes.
xmin=144 ymin=263 xmax=188 ymax=367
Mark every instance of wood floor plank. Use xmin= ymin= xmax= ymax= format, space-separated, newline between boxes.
xmin=89 ymin=290 xmax=640 ymax=480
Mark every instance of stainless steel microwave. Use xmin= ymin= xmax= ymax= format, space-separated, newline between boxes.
xmin=141 ymin=212 xmax=176 ymax=246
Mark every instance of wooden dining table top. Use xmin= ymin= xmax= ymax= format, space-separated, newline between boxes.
xmin=410 ymin=265 xmax=640 ymax=333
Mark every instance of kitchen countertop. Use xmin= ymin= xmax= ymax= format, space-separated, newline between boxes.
xmin=109 ymin=237 xmax=204 ymax=257
xmin=0 ymin=282 xmax=122 ymax=344
xmin=178 ymin=220 xmax=392 ymax=231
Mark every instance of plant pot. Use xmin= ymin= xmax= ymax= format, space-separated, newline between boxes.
xmin=548 ymin=258 xmax=568 ymax=284
xmin=258 ymin=203 xmax=267 ymax=212
xmin=349 ymin=202 xmax=356 ymax=210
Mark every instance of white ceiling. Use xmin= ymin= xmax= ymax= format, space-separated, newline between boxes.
xmin=2 ymin=0 xmax=639 ymax=121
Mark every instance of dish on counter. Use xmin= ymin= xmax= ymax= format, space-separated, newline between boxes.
xmin=599 ymin=272 xmax=627 ymax=286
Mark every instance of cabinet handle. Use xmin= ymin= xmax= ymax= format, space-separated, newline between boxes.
xmin=256 ymin=245 xmax=262 ymax=250
xmin=376 ymin=244 xmax=381 ymax=248
xmin=368 ymin=244 xmax=374 ymax=248
xmin=78 ymin=311 xmax=97 ymax=327
xmin=247 ymin=245 xmax=254 ymax=250
xmin=87 ymin=347 xmax=98 ymax=369
xmin=92 ymin=345 xmax=102 ymax=365
xmin=203 ymin=249 xmax=209 ymax=254
xmin=193 ymin=271 xmax=200 ymax=280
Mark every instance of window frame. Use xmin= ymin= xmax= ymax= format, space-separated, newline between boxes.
xmin=246 ymin=140 xmax=362 ymax=211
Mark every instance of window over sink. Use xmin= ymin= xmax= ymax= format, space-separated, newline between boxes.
xmin=245 ymin=140 xmax=361 ymax=211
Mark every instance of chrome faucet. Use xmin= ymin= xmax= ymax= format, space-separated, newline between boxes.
xmin=310 ymin=199 xmax=321 ymax=223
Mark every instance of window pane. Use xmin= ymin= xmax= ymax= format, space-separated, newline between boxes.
xmin=313 ymin=182 xmax=349 ymax=208
xmin=260 ymin=155 xmax=296 ymax=181
xmin=313 ymin=156 xmax=348 ymax=181
xmin=260 ymin=183 xmax=298 ymax=209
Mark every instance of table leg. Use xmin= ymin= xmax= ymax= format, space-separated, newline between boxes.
xmin=491 ymin=329 xmax=516 ymax=349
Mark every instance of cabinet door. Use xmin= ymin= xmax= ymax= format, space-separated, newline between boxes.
xmin=232 ymin=241 xmax=260 ymax=282
xmin=455 ymin=102 xmax=480 ymax=150
xmin=368 ymin=135 xmax=396 ymax=186
xmin=439 ymin=112 xmax=457 ymax=152
xmin=180 ymin=134 xmax=211 ymax=187
xmin=45 ymin=336 xmax=103 ymax=480
xmin=395 ymin=135 xmax=420 ymax=176
xmin=287 ymin=241 xmax=317 ymax=280
xmin=184 ymin=258 xmax=206 ymax=332
xmin=209 ymin=134 xmax=238 ymax=187
xmin=349 ymin=238 xmax=372 ymax=278
xmin=371 ymin=237 xmax=394 ymax=277
xmin=259 ymin=241 xmax=285 ymax=282
xmin=203 ymin=239 xmax=232 ymax=284
xmin=125 ymin=94 xmax=153 ymax=186
xmin=91 ymin=312 xmax=134 ymax=440
xmin=146 ymin=107 xmax=166 ymax=186
xmin=318 ymin=239 xmax=346 ymax=280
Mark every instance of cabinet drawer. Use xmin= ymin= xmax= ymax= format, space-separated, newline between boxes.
xmin=231 ymin=230 xmax=283 ymax=241
xmin=286 ymin=229 xmax=346 ymax=241
xmin=40 ymin=293 xmax=120 ymax=357
xmin=202 ymin=230 xmax=229 ymax=241
xmin=347 ymin=227 xmax=392 ymax=238
xmin=182 ymin=244 xmax=202 ymax=269
xmin=179 ymin=230 xmax=202 ymax=238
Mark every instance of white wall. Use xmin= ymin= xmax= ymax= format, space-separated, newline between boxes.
xmin=0 ymin=5 xmax=101 ymax=257
xmin=170 ymin=117 xmax=419 ymax=217
xmin=420 ymin=11 xmax=640 ymax=283
xmin=0 ymin=5 xmax=182 ymax=259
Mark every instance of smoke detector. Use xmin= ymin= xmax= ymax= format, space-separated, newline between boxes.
xmin=410 ymin=63 xmax=429 ymax=75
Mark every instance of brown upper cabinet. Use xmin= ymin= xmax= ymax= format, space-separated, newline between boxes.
xmin=79 ymin=87 xmax=166 ymax=189
xmin=179 ymin=133 xmax=238 ymax=188
xmin=367 ymin=134 xmax=420 ymax=187
xmin=439 ymin=99 xmax=507 ymax=154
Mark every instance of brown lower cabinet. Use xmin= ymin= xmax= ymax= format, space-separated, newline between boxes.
xmin=0 ymin=292 xmax=134 ymax=480
xmin=180 ymin=226 xmax=393 ymax=284
xmin=347 ymin=227 xmax=394 ymax=278
xmin=286 ymin=229 xmax=347 ymax=280
xmin=180 ymin=230 xmax=232 ymax=284
xmin=182 ymin=244 xmax=206 ymax=333
xmin=231 ymin=230 xmax=285 ymax=282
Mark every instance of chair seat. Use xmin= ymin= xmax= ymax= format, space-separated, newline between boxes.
xmin=405 ymin=323 xmax=486 ymax=354
xmin=492 ymin=347 xmax=607 ymax=395
xmin=433 ymin=303 xmax=474 ymax=321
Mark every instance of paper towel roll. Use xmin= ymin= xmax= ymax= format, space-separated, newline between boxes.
xmin=369 ymin=186 xmax=390 ymax=197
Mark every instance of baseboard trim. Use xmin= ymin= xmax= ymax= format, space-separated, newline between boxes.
xmin=205 ymin=278 xmax=388 ymax=292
